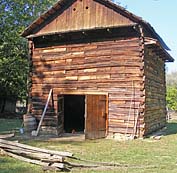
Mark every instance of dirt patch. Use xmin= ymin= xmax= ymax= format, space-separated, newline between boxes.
xmin=13 ymin=132 xmax=85 ymax=142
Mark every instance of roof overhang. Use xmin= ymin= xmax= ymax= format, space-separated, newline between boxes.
xmin=26 ymin=24 xmax=137 ymax=39
xmin=144 ymin=37 xmax=174 ymax=62
xmin=32 ymin=24 xmax=139 ymax=49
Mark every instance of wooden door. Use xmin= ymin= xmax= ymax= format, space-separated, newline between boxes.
xmin=85 ymin=95 xmax=107 ymax=139
xmin=58 ymin=96 xmax=64 ymax=133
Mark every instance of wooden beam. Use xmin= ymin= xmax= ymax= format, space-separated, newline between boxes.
xmin=144 ymin=37 xmax=158 ymax=45
xmin=58 ymin=90 xmax=108 ymax=96
xmin=0 ymin=139 xmax=73 ymax=157
xmin=0 ymin=149 xmax=65 ymax=169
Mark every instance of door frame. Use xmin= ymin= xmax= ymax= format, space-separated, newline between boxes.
xmin=58 ymin=91 xmax=109 ymax=138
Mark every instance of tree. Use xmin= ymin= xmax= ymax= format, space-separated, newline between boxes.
xmin=0 ymin=0 xmax=56 ymax=112
xmin=166 ymin=71 xmax=177 ymax=111
xmin=166 ymin=86 xmax=177 ymax=111
xmin=166 ymin=71 xmax=177 ymax=86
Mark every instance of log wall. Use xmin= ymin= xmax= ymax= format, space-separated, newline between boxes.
xmin=144 ymin=47 xmax=166 ymax=135
xmin=29 ymin=37 xmax=145 ymax=136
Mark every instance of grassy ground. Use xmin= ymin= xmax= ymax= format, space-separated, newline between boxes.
xmin=0 ymin=118 xmax=177 ymax=173
xmin=0 ymin=118 xmax=22 ymax=134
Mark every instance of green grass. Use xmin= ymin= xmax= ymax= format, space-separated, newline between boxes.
xmin=1 ymin=118 xmax=177 ymax=173
xmin=0 ymin=118 xmax=22 ymax=134
xmin=0 ymin=157 xmax=42 ymax=173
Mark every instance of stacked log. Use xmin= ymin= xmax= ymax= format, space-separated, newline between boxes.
xmin=0 ymin=133 xmax=15 ymax=139
xmin=30 ymin=37 xmax=145 ymax=136
xmin=144 ymin=47 xmax=166 ymax=135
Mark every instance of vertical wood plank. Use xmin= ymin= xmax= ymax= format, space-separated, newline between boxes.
xmin=83 ymin=0 xmax=91 ymax=29
xmin=69 ymin=5 xmax=74 ymax=30
xmin=113 ymin=10 xmax=119 ymax=26
xmin=99 ymin=3 xmax=104 ymax=27
xmin=102 ymin=4 xmax=108 ymax=27
xmin=106 ymin=95 xmax=109 ymax=136
xmin=89 ymin=0 xmax=96 ymax=28
xmin=95 ymin=2 xmax=100 ymax=28
xmin=106 ymin=7 xmax=113 ymax=27
xmin=56 ymin=9 xmax=67 ymax=31
xmin=72 ymin=0 xmax=84 ymax=30
xmin=85 ymin=95 xmax=106 ymax=139
xmin=97 ymin=2 xmax=104 ymax=27
xmin=95 ymin=95 xmax=99 ymax=138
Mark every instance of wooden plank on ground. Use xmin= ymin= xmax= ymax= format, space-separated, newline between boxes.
xmin=0 ymin=139 xmax=73 ymax=157
xmin=0 ymin=133 xmax=15 ymax=139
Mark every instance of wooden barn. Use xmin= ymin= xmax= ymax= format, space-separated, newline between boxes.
xmin=22 ymin=0 xmax=174 ymax=139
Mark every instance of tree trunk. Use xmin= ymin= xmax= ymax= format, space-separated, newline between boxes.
xmin=0 ymin=98 xmax=6 ymax=113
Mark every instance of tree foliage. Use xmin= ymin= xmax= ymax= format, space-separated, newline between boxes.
xmin=166 ymin=71 xmax=177 ymax=111
xmin=0 ymin=0 xmax=57 ymax=112
xmin=166 ymin=86 xmax=177 ymax=111
xmin=0 ymin=0 xmax=57 ymax=110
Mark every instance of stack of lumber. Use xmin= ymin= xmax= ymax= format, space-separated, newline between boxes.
xmin=0 ymin=139 xmax=72 ymax=171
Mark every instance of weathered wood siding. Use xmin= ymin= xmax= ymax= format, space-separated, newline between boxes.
xmin=144 ymin=47 xmax=166 ymax=135
xmin=86 ymin=95 xmax=107 ymax=139
xmin=29 ymin=36 xmax=145 ymax=135
xmin=36 ymin=0 xmax=134 ymax=36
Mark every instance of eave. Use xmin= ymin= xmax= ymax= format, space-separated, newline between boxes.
xmin=144 ymin=37 xmax=174 ymax=62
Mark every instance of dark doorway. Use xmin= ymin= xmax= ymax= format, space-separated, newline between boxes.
xmin=64 ymin=95 xmax=85 ymax=133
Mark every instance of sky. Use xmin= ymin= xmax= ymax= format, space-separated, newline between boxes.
xmin=116 ymin=0 xmax=177 ymax=74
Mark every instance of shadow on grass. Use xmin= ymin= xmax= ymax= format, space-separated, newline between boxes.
xmin=18 ymin=136 xmax=87 ymax=147
xmin=0 ymin=156 xmax=41 ymax=173
xmin=165 ymin=121 xmax=177 ymax=136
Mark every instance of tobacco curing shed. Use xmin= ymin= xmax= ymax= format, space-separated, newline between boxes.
xmin=22 ymin=0 xmax=174 ymax=139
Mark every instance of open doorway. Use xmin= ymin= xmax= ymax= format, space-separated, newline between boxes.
xmin=64 ymin=95 xmax=85 ymax=133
